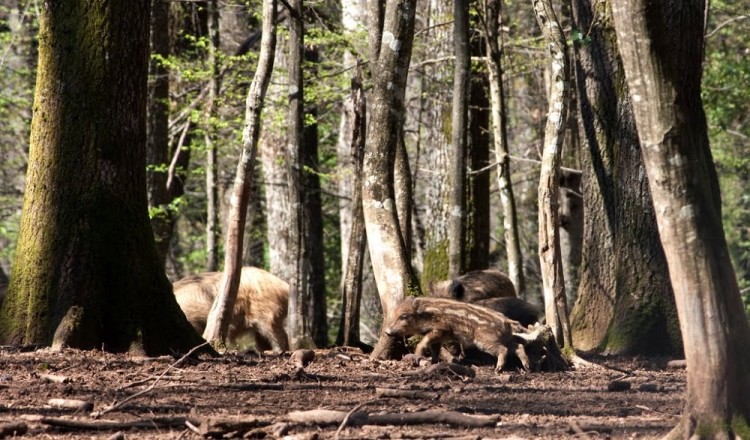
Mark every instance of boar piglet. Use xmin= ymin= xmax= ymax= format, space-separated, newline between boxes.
xmin=429 ymin=269 xmax=516 ymax=302
xmin=173 ymin=266 xmax=289 ymax=352
xmin=385 ymin=297 xmax=529 ymax=372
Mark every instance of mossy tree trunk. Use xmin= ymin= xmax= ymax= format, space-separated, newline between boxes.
xmin=0 ymin=0 xmax=204 ymax=354
xmin=612 ymin=0 xmax=750 ymax=436
xmin=569 ymin=0 xmax=681 ymax=355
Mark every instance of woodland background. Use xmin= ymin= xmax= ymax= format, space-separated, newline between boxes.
xmin=0 ymin=0 xmax=747 ymax=349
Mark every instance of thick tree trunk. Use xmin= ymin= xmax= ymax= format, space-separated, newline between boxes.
xmin=364 ymin=0 xmax=420 ymax=360
xmin=0 ymin=0 xmax=204 ymax=354
xmin=611 ymin=0 xmax=750 ymax=436
xmin=532 ymin=0 xmax=572 ymax=347
xmin=484 ymin=0 xmax=525 ymax=296
xmin=202 ymin=0 xmax=277 ymax=345
xmin=448 ymin=0 xmax=470 ymax=277
xmin=569 ymin=0 xmax=680 ymax=355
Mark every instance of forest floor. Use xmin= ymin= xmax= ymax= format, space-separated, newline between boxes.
xmin=0 ymin=345 xmax=686 ymax=439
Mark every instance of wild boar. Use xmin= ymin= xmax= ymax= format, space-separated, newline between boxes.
xmin=429 ymin=269 xmax=516 ymax=302
xmin=384 ymin=297 xmax=529 ymax=371
xmin=173 ymin=266 xmax=289 ymax=352
xmin=474 ymin=297 xmax=542 ymax=327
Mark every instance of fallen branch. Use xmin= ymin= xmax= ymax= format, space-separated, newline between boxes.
xmin=39 ymin=416 xmax=196 ymax=431
xmin=199 ymin=417 xmax=271 ymax=438
xmin=0 ymin=422 xmax=27 ymax=438
xmin=48 ymin=398 xmax=94 ymax=412
xmin=285 ymin=409 xmax=498 ymax=428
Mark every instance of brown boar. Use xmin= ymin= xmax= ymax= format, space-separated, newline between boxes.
xmin=429 ymin=269 xmax=516 ymax=302
xmin=173 ymin=266 xmax=289 ymax=352
xmin=474 ymin=297 xmax=542 ymax=327
xmin=384 ymin=297 xmax=529 ymax=371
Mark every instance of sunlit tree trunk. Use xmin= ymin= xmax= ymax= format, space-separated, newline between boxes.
xmin=483 ymin=0 xmax=525 ymax=295
xmin=612 ymin=0 xmax=750 ymax=436
xmin=532 ymin=0 xmax=572 ymax=347
xmin=202 ymin=0 xmax=277 ymax=345
xmin=0 ymin=0 xmax=204 ymax=354
xmin=364 ymin=0 xmax=420 ymax=360
xmin=205 ymin=0 xmax=221 ymax=272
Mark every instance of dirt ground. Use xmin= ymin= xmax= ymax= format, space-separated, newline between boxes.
xmin=0 ymin=346 xmax=686 ymax=439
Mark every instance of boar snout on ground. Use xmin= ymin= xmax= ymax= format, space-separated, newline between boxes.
xmin=385 ymin=297 xmax=529 ymax=372
xmin=173 ymin=266 xmax=289 ymax=352
xmin=429 ymin=269 xmax=517 ymax=302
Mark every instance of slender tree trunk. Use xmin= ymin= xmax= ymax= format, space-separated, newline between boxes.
xmin=448 ymin=0 xmax=470 ymax=277
xmin=483 ymin=0 xmax=525 ymax=296
xmin=532 ymin=0 xmax=572 ymax=347
xmin=0 ymin=0 xmax=204 ymax=354
xmin=147 ymin=0 xmax=175 ymax=264
xmin=202 ymin=0 xmax=277 ymax=345
xmin=303 ymin=45 xmax=328 ymax=348
xmin=364 ymin=0 xmax=420 ymax=360
xmin=611 ymin=0 xmax=750 ymax=436
xmin=337 ymin=65 xmax=367 ymax=347
xmin=205 ymin=0 xmax=221 ymax=272
xmin=286 ymin=0 xmax=314 ymax=349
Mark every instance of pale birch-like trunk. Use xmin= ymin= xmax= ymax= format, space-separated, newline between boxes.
xmin=611 ymin=0 xmax=750 ymax=436
xmin=484 ymin=0 xmax=525 ymax=296
xmin=532 ymin=0 xmax=572 ymax=347
xmin=202 ymin=0 xmax=277 ymax=344
xmin=204 ymin=0 xmax=221 ymax=272
xmin=364 ymin=0 xmax=420 ymax=360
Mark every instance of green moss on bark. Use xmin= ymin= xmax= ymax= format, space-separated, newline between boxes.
xmin=421 ymin=239 xmax=449 ymax=291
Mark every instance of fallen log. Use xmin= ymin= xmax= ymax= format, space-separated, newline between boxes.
xmin=285 ymin=409 xmax=498 ymax=428
xmin=38 ymin=416 xmax=196 ymax=431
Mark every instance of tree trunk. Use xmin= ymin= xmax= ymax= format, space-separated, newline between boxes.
xmin=569 ymin=0 xmax=680 ymax=355
xmin=202 ymin=0 xmax=277 ymax=345
xmin=0 ymin=0 xmax=204 ymax=354
xmin=611 ymin=0 xmax=750 ymax=436
xmin=337 ymin=64 xmax=367 ymax=347
xmin=285 ymin=0 xmax=315 ymax=349
xmin=303 ymin=45 xmax=328 ymax=348
xmin=205 ymin=0 xmax=221 ymax=272
xmin=448 ymin=0 xmax=470 ymax=277
xmin=532 ymin=0 xmax=572 ymax=347
xmin=147 ymin=0 xmax=175 ymax=265
xmin=467 ymin=27 xmax=491 ymax=273
xmin=364 ymin=0 xmax=420 ymax=360
xmin=483 ymin=0 xmax=525 ymax=296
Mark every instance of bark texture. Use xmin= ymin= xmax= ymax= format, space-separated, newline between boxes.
xmin=611 ymin=0 xmax=750 ymax=437
xmin=569 ymin=0 xmax=680 ymax=355
xmin=532 ymin=0 xmax=572 ymax=347
xmin=364 ymin=0 xmax=420 ymax=359
xmin=0 ymin=0 xmax=204 ymax=354
xmin=483 ymin=0 xmax=525 ymax=295
xmin=202 ymin=0 xmax=277 ymax=344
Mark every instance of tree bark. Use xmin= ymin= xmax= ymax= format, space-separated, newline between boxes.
xmin=0 ymin=0 xmax=204 ymax=354
xmin=448 ymin=0 xmax=470 ymax=277
xmin=202 ymin=0 xmax=277 ymax=345
xmin=569 ymin=0 xmax=680 ymax=355
xmin=611 ymin=0 xmax=750 ymax=436
xmin=337 ymin=65 xmax=367 ymax=347
xmin=483 ymin=0 xmax=525 ymax=296
xmin=364 ymin=0 xmax=420 ymax=360
xmin=205 ymin=0 xmax=221 ymax=272
xmin=285 ymin=0 xmax=315 ymax=349
xmin=531 ymin=0 xmax=572 ymax=347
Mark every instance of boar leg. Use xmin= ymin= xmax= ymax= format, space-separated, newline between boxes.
xmin=493 ymin=344 xmax=509 ymax=372
xmin=252 ymin=322 xmax=289 ymax=352
xmin=253 ymin=332 xmax=273 ymax=352
xmin=513 ymin=342 xmax=530 ymax=371
xmin=415 ymin=331 xmax=445 ymax=363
